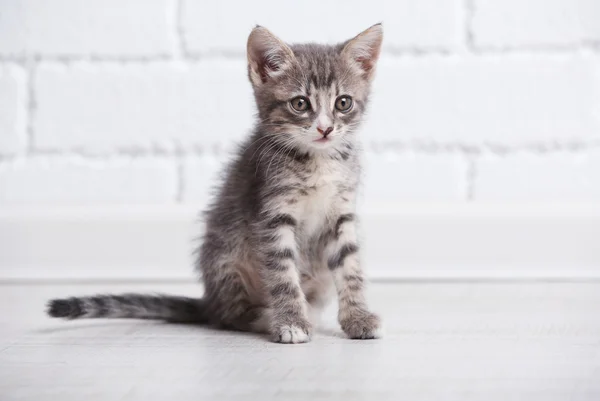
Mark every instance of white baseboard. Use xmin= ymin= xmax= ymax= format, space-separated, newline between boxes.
xmin=1 ymin=203 xmax=599 ymax=281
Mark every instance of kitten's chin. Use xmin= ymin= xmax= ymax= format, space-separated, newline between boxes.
xmin=293 ymin=134 xmax=343 ymax=154
xmin=308 ymin=139 xmax=335 ymax=151
xmin=306 ymin=139 xmax=348 ymax=157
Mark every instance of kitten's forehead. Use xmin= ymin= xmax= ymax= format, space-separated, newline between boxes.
xmin=282 ymin=43 xmax=364 ymax=96
xmin=291 ymin=44 xmax=342 ymax=87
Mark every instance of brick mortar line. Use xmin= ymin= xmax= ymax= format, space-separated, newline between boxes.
xmin=0 ymin=153 xmax=181 ymax=165
xmin=465 ymin=155 xmax=477 ymax=201
xmin=464 ymin=0 xmax=476 ymax=52
xmin=8 ymin=139 xmax=598 ymax=162
xmin=471 ymin=43 xmax=600 ymax=55
xmin=171 ymin=0 xmax=187 ymax=203
xmin=24 ymin=60 xmax=37 ymax=155
xmin=175 ymin=157 xmax=185 ymax=203
xmin=0 ymin=50 xmax=449 ymax=64
xmin=25 ymin=147 xmax=194 ymax=158
xmin=2 ymin=51 xmax=597 ymax=73
xmin=1 ymin=47 xmax=598 ymax=66
xmin=173 ymin=0 xmax=191 ymax=203
xmin=369 ymin=140 xmax=600 ymax=155
xmin=174 ymin=0 xmax=189 ymax=59
xmin=0 ymin=55 xmax=174 ymax=64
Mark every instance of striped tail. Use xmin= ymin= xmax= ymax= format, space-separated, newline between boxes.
xmin=46 ymin=293 xmax=209 ymax=323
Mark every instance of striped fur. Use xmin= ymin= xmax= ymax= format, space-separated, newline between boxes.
xmin=47 ymin=24 xmax=384 ymax=343
xmin=48 ymin=295 xmax=207 ymax=323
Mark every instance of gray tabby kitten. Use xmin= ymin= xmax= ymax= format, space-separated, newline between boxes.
xmin=47 ymin=24 xmax=383 ymax=344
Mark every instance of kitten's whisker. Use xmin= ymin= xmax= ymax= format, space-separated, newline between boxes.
xmin=265 ymin=142 xmax=289 ymax=178
xmin=248 ymin=134 xmax=278 ymax=160
xmin=265 ymin=137 xmax=299 ymax=178
xmin=256 ymin=138 xmax=289 ymax=175
xmin=243 ymin=133 xmax=277 ymax=154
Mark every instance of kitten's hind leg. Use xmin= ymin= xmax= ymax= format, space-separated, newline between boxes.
xmin=218 ymin=303 xmax=270 ymax=333
xmin=206 ymin=278 xmax=266 ymax=333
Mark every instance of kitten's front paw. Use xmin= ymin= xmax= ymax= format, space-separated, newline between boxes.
xmin=271 ymin=320 xmax=312 ymax=344
xmin=340 ymin=310 xmax=382 ymax=340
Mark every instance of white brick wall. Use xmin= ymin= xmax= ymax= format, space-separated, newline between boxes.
xmin=0 ymin=0 xmax=173 ymax=57
xmin=1 ymin=0 xmax=599 ymax=205
xmin=475 ymin=151 xmax=600 ymax=201
xmin=0 ymin=65 xmax=27 ymax=155
xmin=181 ymin=0 xmax=462 ymax=53
xmin=182 ymin=155 xmax=227 ymax=205
xmin=361 ymin=152 xmax=467 ymax=203
xmin=473 ymin=0 xmax=600 ymax=49
xmin=368 ymin=55 xmax=600 ymax=145
xmin=34 ymin=61 xmax=253 ymax=152
xmin=0 ymin=157 xmax=177 ymax=204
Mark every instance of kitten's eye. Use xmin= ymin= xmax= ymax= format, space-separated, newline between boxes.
xmin=335 ymin=96 xmax=353 ymax=112
xmin=290 ymin=96 xmax=310 ymax=112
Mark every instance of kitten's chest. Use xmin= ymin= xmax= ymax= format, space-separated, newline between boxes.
xmin=296 ymin=161 xmax=352 ymax=237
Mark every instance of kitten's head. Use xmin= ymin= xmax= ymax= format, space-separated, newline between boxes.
xmin=247 ymin=24 xmax=383 ymax=154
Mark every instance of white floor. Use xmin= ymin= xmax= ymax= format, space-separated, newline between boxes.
xmin=1 ymin=282 xmax=599 ymax=401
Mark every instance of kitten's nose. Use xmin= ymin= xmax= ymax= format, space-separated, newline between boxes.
xmin=317 ymin=126 xmax=333 ymax=137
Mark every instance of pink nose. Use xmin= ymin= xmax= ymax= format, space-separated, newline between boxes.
xmin=317 ymin=126 xmax=333 ymax=137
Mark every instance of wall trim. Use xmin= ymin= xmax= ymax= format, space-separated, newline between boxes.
xmin=1 ymin=203 xmax=599 ymax=281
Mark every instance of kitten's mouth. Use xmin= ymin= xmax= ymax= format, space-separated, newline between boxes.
xmin=313 ymin=137 xmax=330 ymax=143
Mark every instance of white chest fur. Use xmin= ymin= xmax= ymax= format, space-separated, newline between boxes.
xmin=298 ymin=158 xmax=351 ymax=238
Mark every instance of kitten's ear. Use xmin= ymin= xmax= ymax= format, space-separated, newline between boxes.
xmin=247 ymin=26 xmax=295 ymax=86
xmin=341 ymin=23 xmax=383 ymax=81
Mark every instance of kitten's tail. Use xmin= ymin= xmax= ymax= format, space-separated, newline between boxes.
xmin=46 ymin=294 xmax=209 ymax=323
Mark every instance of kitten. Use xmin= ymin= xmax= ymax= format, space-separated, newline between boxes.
xmin=47 ymin=24 xmax=383 ymax=344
